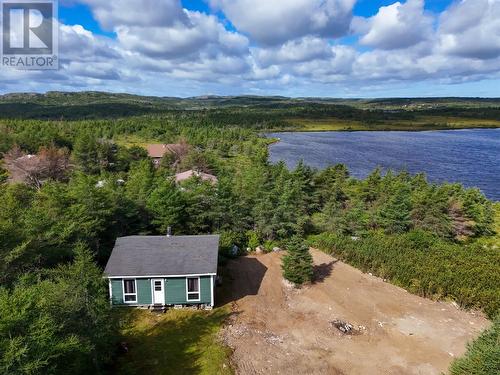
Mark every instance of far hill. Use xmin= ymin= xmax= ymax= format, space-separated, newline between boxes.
xmin=0 ymin=91 xmax=499 ymax=132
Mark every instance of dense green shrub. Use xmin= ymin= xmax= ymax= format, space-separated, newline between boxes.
xmin=218 ymin=230 xmax=247 ymax=257
xmin=449 ymin=317 xmax=500 ymax=375
xmin=0 ymin=245 xmax=116 ymax=374
xmin=263 ymin=239 xmax=280 ymax=252
xmin=246 ymin=230 xmax=260 ymax=250
xmin=309 ymin=231 xmax=500 ymax=318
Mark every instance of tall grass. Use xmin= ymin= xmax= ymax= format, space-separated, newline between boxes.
xmin=308 ymin=230 xmax=500 ymax=318
xmin=449 ymin=317 xmax=500 ymax=375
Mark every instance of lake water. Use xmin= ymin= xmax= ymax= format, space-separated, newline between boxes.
xmin=267 ymin=128 xmax=500 ymax=201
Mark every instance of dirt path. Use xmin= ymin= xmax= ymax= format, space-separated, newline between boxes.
xmin=220 ymin=249 xmax=489 ymax=375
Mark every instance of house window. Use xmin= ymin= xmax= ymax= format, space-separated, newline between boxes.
xmin=154 ymin=280 xmax=162 ymax=291
xmin=186 ymin=277 xmax=200 ymax=301
xmin=123 ymin=279 xmax=137 ymax=303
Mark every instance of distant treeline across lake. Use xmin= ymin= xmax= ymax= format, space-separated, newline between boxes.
xmin=267 ymin=128 xmax=500 ymax=201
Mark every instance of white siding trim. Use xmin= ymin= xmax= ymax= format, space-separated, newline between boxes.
xmin=108 ymin=273 xmax=215 ymax=279
xmin=210 ymin=275 xmax=214 ymax=307
xmin=108 ymin=279 xmax=113 ymax=306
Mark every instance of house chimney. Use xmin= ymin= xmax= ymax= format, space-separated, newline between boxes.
xmin=167 ymin=226 xmax=172 ymax=237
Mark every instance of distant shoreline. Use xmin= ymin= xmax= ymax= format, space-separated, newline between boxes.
xmin=266 ymin=123 xmax=500 ymax=134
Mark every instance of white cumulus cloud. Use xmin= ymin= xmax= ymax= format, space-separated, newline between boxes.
xmin=357 ymin=0 xmax=434 ymax=50
xmin=210 ymin=0 xmax=356 ymax=45
xmin=254 ymin=37 xmax=333 ymax=67
xmin=438 ymin=0 xmax=500 ymax=59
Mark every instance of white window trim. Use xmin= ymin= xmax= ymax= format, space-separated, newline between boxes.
xmin=186 ymin=276 xmax=201 ymax=302
xmin=123 ymin=278 xmax=137 ymax=304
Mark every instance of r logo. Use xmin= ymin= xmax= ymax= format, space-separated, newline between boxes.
xmin=3 ymin=1 xmax=53 ymax=54
xmin=1 ymin=0 xmax=58 ymax=69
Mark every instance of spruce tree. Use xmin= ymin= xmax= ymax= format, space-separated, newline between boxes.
xmin=282 ymin=236 xmax=313 ymax=285
xmin=377 ymin=181 xmax=412 ymax=234
xmin=146 ymin=178 xmax=185 ymax=233
xmin=72 ymin=131 xmax=100 ymax=174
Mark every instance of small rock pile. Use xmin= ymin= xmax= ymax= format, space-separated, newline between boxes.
xmin=330 ymin=319 xmax=361 ymax=335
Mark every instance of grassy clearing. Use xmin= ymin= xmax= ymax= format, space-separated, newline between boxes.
xmin=283 ymin=118 xmax=367 ymax=131
xmin=284 ymin=117 xmax=500 ymax=132
xmin=111 ymin=308 xmax=233 ymax=375
xmin=418 ymin=116 xmax=500 ymax=128
xmin=114 ymin=134 xmax=160 ymax=148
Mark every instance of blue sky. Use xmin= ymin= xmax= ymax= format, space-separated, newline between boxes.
xmin=59 ymin=1 xmax=455 ymax=40
xmin=59 ymin=3 xmax=115 ymax=37
xmin=2 ymin=0 xmax=499 ymax=97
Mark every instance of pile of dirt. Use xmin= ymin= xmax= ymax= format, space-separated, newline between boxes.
xmin=220 ymin=250 xmax=489 ymax=375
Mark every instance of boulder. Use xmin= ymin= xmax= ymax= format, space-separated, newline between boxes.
xmin=230 ymin=245 xmax=239 ymax=256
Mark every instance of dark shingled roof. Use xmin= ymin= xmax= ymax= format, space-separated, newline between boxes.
xmin=104 ymin=235 xmax=219 ymax=277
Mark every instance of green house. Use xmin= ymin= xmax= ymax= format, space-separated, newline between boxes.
xmin=104 ymin=235 xmax=219 ymax=308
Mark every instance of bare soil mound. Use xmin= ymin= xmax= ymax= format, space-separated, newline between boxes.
xmin=220 ymin=249 xmax=489 ymax=375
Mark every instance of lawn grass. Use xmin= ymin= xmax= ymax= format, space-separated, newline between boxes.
xmin=283 ymin=116 xmax=500 ymax=132
xmin=111 ymin=308 xmax=233 ymax=375
xmin=114 ymin=134 xmax=160 ymax=148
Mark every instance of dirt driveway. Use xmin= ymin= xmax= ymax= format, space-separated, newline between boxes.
xmin=219 ymin=249 xmax=489 ymax=375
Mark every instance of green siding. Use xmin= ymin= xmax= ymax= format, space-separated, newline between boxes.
xmin=137 ymin=279 xmax=152 ymax=305
xmin=200 ymin=276 xmax=211 ymax=303
xmin=110 ymin=278 xmax=150 ymax=305
xmin=110 ymin=275 xmax=213 ymax=306
xmin=165 ymin=278 xmax=186 ymax=304
xmin=165 ymin=276 xmax=212 ymax=305
xmin=111 ymin=279 xmax=123 ymax=305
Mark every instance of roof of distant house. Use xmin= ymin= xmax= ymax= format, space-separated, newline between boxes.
xmin=146 ymin=143 xmax=183 ymax=158
xmin=175 ymin=170 xmax=218 ymax=184
xmin=104 ymin=235 xmax=219 ymax=277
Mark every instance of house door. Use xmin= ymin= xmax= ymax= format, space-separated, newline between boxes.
xmin=152 ymin=279 xmax=165 ymax=305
